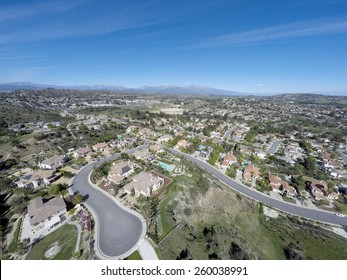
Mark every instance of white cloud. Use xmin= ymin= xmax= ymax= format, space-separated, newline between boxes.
xmin=0 ymin=1 xmax=165 ymax=44
xmin=192 ymin=18 xmax=347 ymax=48
xmin=0 ymin=1 xmax=84 ymax=24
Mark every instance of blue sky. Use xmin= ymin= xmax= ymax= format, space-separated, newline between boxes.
xmin=0 ymin=0 xmax=347 ymax=94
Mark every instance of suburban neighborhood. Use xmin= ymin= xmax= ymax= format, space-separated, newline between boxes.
xmin=0 ymin=89 xmax=346 ymax=261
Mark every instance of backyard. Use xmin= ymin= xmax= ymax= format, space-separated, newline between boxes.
xmin=26 ymin=224 xmax=78 ymax=260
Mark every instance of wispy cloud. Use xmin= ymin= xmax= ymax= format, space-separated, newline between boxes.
xmin=0 ymin=0 xmax=84 ymax=24
xmin=0 ymin=55 xmax=43 ymax=60
xmin=192 ymin=19 xmax=347 ymax=48
xmin=0 ymin=1 xmax=166 ymax=44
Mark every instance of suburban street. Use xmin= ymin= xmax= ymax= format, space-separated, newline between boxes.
xmin=71 ymin=163 xmax=143 ymax=258
xmin=338 ymin=149 xmax=347 ymax=165
xmin=71 ymin=145 xmax=148 ymax=258
xmin=168 ymin=148 xmax=347 ymax=227
xmin=71 ymin=141 xmax=346 ymax=259
xmin=223 ymin=127 xmax=236 ymax=141
xmin=267 ymin=139 xmax=282 ymax=154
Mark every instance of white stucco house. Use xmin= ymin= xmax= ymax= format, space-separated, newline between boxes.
xmin=27 ymin=196 xmax=67 ymax=233
xmin=124 ymin=171 xmax=163 ymax=197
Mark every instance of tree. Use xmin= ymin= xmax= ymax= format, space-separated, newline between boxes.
xmin=0 ymin=176 xmax=14 ymax=193
xmin=149 ymin=196 xmax=159 ymax=218
xmin=121 ymin=153 xmax=129 ymax=160
xmin=48 ymin=183 xmax=67 ymax=196
xmin=71 ymin=194 xmax=83 ymax=205
xmin=131 ymin=188 xmax=135 ymax=197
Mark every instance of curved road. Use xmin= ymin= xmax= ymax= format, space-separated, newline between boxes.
xmin=168 ymin=148 xmax=347 ymax=227
xmin=267 ymin=139 xmax=282 ymax=154
xmin=71 ymin=147 xmax=147 ymax=258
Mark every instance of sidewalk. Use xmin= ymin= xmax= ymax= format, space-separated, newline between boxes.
xmin=138 ymin=239 xmax=158 ymax=260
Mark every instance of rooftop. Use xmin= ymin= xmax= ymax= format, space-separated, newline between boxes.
xmin=28 ymin=196 xmax=66 ymax=226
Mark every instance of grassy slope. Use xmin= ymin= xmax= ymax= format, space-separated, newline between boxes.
xmin=0 ymin=104 xmax=62 ymax=125
xmin=158 ymin=169 xmax=347 ymax=260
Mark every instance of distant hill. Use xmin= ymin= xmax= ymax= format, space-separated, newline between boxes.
xmin=1 ymin=82 xmax=345 ymax=96
xmin=0 ymin=82 xmax=51 ymax=91
xmin=135 ymin=85 xmax=240 ymax=95
xmin=0 ymin=82 xmax=241 ymax=96
xmin=0 ymin=82 xmax=127 ymax=92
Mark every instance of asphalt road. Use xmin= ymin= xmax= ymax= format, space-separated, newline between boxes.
xmin=169 ymin=148 xmax=347 ymax=227
xmin=223 ymin=128 xmax=235 ymax=141
xmin=338 ymin=149 xmax=347 ymax=165
xmin=71 ymin=146 xmax=147 ymax=258
xmin=267 ymin=139 xmax=282 ymax=154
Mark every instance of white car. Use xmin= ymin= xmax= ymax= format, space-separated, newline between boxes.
xmin=335 ymin=213 xmax=345 ymax=217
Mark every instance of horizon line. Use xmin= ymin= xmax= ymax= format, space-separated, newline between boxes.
xmin=0 ymin=81 xmax=346 ymax=97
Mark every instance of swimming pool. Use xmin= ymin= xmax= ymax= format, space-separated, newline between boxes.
xmin=159 ymin=162 xmax=175 ymax=172
xmin=242 ymin=162 xmax=249 ymax=167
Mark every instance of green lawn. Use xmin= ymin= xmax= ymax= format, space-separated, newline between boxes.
xmin=334 ymin=200 xmax=347 ymax=215
xmin=26 ymin=224 xmax=78 ymax=260
xmin=125 ymin=250 xmax=142 ymax=260
xmin=8 ymin=218 xmax=22 ymax=253
xmin=159 ymin=184 xmax=180 ymax=238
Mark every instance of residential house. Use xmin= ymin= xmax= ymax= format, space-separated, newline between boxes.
xmin=312 ymin=187 xmax=325 ymax=201
xmin=281 ymin=182 xmax=297 ymax=197
xmin=124 ymin=137 xmax=137 ymax=145
xmin=197 ymin=145 xmax=212 ymax=159
xmin=126 ymin=125 xmax=137 ymax=134
xmin=239 ymin=145 xmax=252 ymax=156
xmin=175 ymin=129 xmax=185 ymax=137
xmin=269 ymin=173 xmax=297 ymax=197
xmin=133 ymin=148 xmax=150 ymax=160
xmin=38 ymin=155 xmax=66 ymax=170
xmin=210 ymin=131 xmax=221 ymax=138
xmin=111 ymin=139 xmax=127 ymax=149
xmin=138 ymin=128 xmax=155 ymax=138
xmin=269 ymin=173 xmax=282 ymax=191
xmin=150 ymin=144 xmax=164 ymax=154
xmin=255 ymin=150 xmax=267 ymax=159
xmin=312 ymin=179 xmax=328 ymax=194
xmin=175 ymin=140 xmax=189 ymax=149
xmin=34 ymin=169 xmax=61 ymax=185
xmin=73 ymin=147 xmax=93 ymax=158
xmin=108 ymin=161 xmax=135 ymax=184
xmin=221 ymin=153 xmax=236 ymax=168
xmin=307 ymin=179 xmax=329 ymax=201
xmin=124 ymin=171 xmax=163 ymax=197
xmin=27 ymin=196 xmax=67 ymax=232
xmin=243 ymin=164 xmax=260 ymax=181
xmin=92 ymin=142 xmax=109 ymax=152
xmin=16 ymin=173 xmax=42 ymax=189
xmin=157 ymin=134 xmax=173 ymax=143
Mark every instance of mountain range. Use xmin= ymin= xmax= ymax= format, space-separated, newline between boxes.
xmin=0 ymin=82 xmax=241 ymax=96
xmin=1 ymin=82 xmax=345 ymax=96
